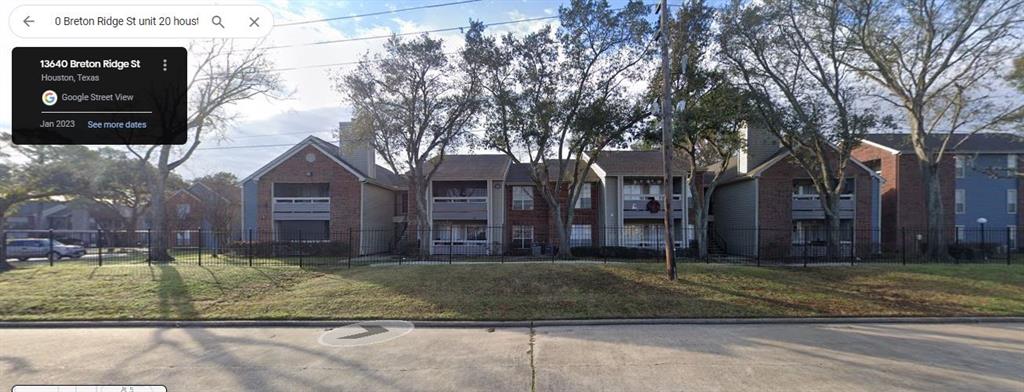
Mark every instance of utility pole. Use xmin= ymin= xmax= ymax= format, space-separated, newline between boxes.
xmin=657 ymin=0 xmax=677 ymax=280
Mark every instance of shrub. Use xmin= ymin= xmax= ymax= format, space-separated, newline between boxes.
xmin=571 ymin=246 xmax=661 ymax=259
xmin=224 ymin=240 xmax=352 ymax=257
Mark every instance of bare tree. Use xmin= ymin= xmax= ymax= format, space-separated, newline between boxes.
xmin=463 ymin=0 xmax=654 ymax=257
xmin=129 ymin=40 xmax=283 ymax=261
xmin=336 ymin=34 xmax=481 ymax=255
xmin=720 ymin=0 xmax=885 ymax=254
xmin=839 ymin=0 xmax=1024 ymax=258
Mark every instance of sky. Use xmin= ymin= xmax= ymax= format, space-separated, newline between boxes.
xmin=2 ymin=0 xmax=645 ymax=180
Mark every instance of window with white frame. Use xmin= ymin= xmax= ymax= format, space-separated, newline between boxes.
xmin=955 ymin=225 xmax=965 ymax=242
xmin=512 ymin=225 xmax=533 ymax=249
xmin=176 ymin=203 xmax=190 ymax=218
xmin=575 ymin=183 xmax=592 ymax=209
xmin=1009 ymin=189 xmax=1018 ymax=214
xmin=1009 ymin=154 xmax=1018 ymax=173
xmin=512 ymin=186 xmax=534 ymax=210
xmin=955 ymin=156 xmax=965 ymax=178
xmin=955 ymin=189 xmax=966 ymax=214
xmin=433 ymin=223 xmax=487 ymax=242
xmin=175 ymin=230 xmax=191 ymax=246
xmin=1010 ymin=226 xmax=1018 ymax=249
xmin=570 ymin=224 xmax=592 ymax=246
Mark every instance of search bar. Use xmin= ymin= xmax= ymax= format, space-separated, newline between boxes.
xmin=10 ymin=5 xmax=274 ymax=38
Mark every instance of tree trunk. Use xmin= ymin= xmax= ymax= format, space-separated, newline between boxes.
xmin=553 ymin=204 xmax=572 ymax=258
xmin=413 ymin=178 xmax=432 ymax=257
xmin=0 ymin=210 xmax=10 ymax=270
xmin=921 ymin=163 xmax=949 ymax=260
xmin=148 ymin=176 xmax=172 ymax=262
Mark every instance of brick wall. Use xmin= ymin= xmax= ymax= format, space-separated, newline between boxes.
xmin=165 ymin=191 xmax=205 ymax=231
xmin=757 ymin=154 xmax=875 ymax=256
xmin=255 ymin=145 xmax=361 ymax=246
xmin=505 ymin=182 xmax=600 ymax=249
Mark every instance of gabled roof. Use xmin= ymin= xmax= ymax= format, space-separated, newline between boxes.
xmin=713 ymin=146 xmax=881 ymax=186
xmin=240 ymin=135 xmax=405 ymax=189
xmin=188 ymin=182 xmax=232 ymax=204
xmin=862 ymin=133 xmax=1024 ymax=154
xmin=425 ymin=155 xmax=512 ymax=181
xmin=589 ymin=150 xmax=691 ymax=176
xmin=506 ymin=161 xmax=600 ymax=184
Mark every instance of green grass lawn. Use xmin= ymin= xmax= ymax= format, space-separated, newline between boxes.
xmin=0 ymin=262 xmax=1021 ymax=320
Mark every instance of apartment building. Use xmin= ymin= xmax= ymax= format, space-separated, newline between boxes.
xmin=711 ymin=125 xmax=882 ymax=258
xmin=854 ymin=133 xmax=1024 ymax=250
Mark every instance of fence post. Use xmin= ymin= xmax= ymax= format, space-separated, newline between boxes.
xmin=1007 ymin=227 xmax=1012 ymax=265
xmin=1 ymin=231 xmax=7 ymax=264
xmin=298 ymin=230 xmax=304 ymax=268
xmin=197 ymin=228 xmax=203 ymax=266
xmin=901 ymin=227 xmax=907 ymax=265
xmin=347 ymin=228 xmax=353 ymax=269
xmin=48 ymin=229 xmax=54 ymax=266
xmin=448 ymin=225 xmax=454 ymax=264
xmin=247 ymin=229 xmax=253 ymax=267
xmin=147 ymin=229 xmax=152 ymax=266
xmin=97 ymin=229 xmax=103 ymax=267
xmin=755 ymin=234 xmax=760 ymax=267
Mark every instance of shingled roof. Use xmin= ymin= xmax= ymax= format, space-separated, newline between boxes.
xmin=506 ymin=161 xmax=600 ymax=184
xmin=589 ymin=150 xmax=691 ymax=176
xmin=862 ymin=133 xmax=1024 ymax=153
xmin=425 ymin=155 xmax=512 ymax=181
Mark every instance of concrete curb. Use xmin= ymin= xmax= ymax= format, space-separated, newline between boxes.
xmin=0 ymin=316 xmax=1021 ymax=329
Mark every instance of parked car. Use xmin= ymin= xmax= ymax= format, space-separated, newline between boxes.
xmin=4 ymin=238 xmax=86 ymax=261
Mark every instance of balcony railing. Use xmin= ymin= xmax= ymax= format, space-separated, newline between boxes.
xmin=623 ymin=194 xmax=684 ymax=219
xmin=791 ymin=194 xmax=854 ymax=220
xmin=432 ymin=197 xmax=488 ymax=220
xmin=431 ymin=239 xmax=490 ymax=255
xmin=272 ymin=197 xmax=330 ymax=220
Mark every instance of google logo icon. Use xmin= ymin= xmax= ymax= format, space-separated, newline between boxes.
xmin=41 ymin=90 xmax=58 ymax=106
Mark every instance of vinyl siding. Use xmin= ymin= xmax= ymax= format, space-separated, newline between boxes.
xmin=711 ymin=179 xmax=758 ymax=256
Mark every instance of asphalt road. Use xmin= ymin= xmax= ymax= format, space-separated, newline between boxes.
xmin=1 ymin=322 xmax=1021 ymax=391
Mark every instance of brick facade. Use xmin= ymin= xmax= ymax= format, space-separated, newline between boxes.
xmin=254 ymin=145 xmax=362 ymax=245
xmin=505 ymin=182 xmax=601 ymax=250
xmin=852 ymin=144 xmax=956 ymax=250
xmin=757 ymin=154 xmax=875 ymax=256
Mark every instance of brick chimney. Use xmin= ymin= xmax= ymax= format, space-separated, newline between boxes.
xmin=737 ymin=122 xmax=781 ymax=174
xmin=338 ymin=121 xmax=376 ymax=179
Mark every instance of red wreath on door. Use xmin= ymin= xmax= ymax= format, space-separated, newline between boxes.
xmin=646 ymin=199 xmax=661 ymax=213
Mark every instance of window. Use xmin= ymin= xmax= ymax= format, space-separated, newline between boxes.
xmin=1010 ymin=226 xmax=1018 ymax=249
xmin=623 ymin=184 xmax=643 ymax=199
xmin=175 ymin=231 xmax=191 ymax=246
xmin=176 ymin=203 xmax=190 ymax=218
xmin=433 ymin=223 xmax=487 ymax=242
xmin=955 ymin=225 xmax=965 ymax=242
xmin=955 ymin=189 xmax=965 ymax=214
xmin=512 ymin=225 xmax=533 ymax=249
xmin=570 ymin=224 xmax=592 ymax=246
xmin=575 ymin=183 xmax=592 ymax=209
xmin=955 ymin=156 xmax=966 ymax=178
xmin=512 ymin=186 xmax=534 ymax=210
xmin=1009 ymin=189 xmax=1018 ymax=214
xmin=1009 ymin=154 xmax=1018 ymax=173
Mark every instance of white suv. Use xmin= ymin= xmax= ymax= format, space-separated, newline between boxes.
xmin=4 ymin=238 xmax=86 ymax=261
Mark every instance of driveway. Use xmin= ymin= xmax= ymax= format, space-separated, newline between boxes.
xmin=0 ymin=322 xmax=1020 ymax=391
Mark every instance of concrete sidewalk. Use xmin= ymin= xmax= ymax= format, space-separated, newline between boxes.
xmin=1 ymin=323 xmax=1021 ymax=391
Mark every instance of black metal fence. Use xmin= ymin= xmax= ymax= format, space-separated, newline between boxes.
xmin=1 ymin=226 xmax=1019 ymax=267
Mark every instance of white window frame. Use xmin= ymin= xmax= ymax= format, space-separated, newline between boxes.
xmin=1009 ymin=154 xmax=1018 ymax=172
xmin=955 ymin=225 xmax=965 ymax=243
xmin=575 ymin=183 xmax=592 ymax=209
xmin=175 ymin=230 xmax=191 ymax=246
xmin=955 ymin=189 xmax=966 ymax=214
xmin=1009 ymin=189 xmax=1018 ymax=214
xmin=570 ymin=224 xmax=592 ymax=246
xmin=512 ymin=186 xmax=534 ymax=210
xmin=955 ymin=155 xmax=966 ymax=178
xmin=512 ymin=225 xmax=534 ymax=249
xmin=176 ymin=203 xmax=190 ymax=217
xmin=1009 ymin=225 xmax=1018 ymax=249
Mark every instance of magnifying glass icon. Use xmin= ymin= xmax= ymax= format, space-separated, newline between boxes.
xmin=211 ymin=15 xmax=224 ymax=28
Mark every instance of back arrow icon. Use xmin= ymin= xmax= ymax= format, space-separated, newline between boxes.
xmin=23 ymin=16 xmax=34 ymax=27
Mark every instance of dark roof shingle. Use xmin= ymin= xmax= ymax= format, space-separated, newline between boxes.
xmin=863 ymin=133 xmax=1024 ymax=153
xmin=591 ymin=150 xmax=691 ymax=176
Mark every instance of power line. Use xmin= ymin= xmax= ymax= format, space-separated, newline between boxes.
xmin=274 ymin=0 xmax=481 ymax=27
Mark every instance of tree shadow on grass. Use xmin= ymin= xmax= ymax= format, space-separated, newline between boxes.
xmin=157 ymin=265 xmax=197 ymax=319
